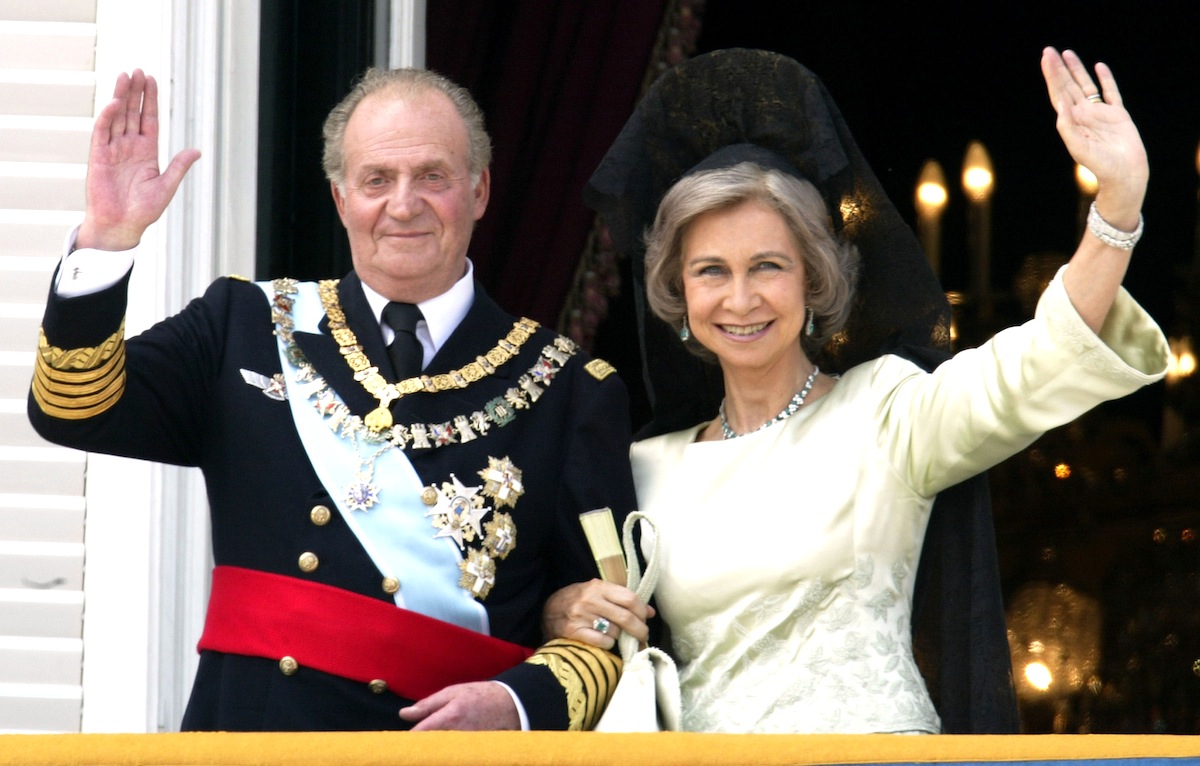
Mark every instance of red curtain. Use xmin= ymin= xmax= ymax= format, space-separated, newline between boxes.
xmin=426 ymin=0 xmax=669 ymax=328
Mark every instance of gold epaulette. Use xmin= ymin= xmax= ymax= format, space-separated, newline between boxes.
xmin=584 ymin=359 xmax=616 ymax=381
xmin=31 ymin=322 xmax=127 ymax=420
xmin=524 ymin=638 xmax=623 ymax=731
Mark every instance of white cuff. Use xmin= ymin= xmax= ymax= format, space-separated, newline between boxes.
xmin=54 ymin=224 xmax=136 ymax=298
xmin=492 ymin=680 xmax=531 ymax=731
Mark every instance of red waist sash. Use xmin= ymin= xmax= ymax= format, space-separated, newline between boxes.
xmin=197 ymin=565 xmax=534 ymax=700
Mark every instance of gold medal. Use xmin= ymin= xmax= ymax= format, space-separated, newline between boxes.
xmin=364 ymin=406 xmax=393 ymax=431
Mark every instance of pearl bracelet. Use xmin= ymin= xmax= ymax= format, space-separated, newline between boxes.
xmin=1087 ymin=201 xmax=1143 ymax=250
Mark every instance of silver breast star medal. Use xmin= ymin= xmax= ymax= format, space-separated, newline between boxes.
xmin=425 ymin=474 xmax=489 ymax=548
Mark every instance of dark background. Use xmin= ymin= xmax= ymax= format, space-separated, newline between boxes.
xmin=694 ymin=0 xmax=1200 ymax=327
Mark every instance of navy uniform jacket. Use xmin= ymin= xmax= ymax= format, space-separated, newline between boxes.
xmin=29 ymin=268 xmax=637 ymax=731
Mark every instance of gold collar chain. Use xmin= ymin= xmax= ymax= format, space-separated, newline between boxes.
xmin=315 ymin=279 xmax=539 ymax=432
xmin=270 ymin=278 xmax=579 ymax=454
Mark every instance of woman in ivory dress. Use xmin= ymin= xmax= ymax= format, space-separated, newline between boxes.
xmin=546 ymin=46 xmax=1169 ymax=733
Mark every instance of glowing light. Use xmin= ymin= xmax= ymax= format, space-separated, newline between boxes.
xmin=1075 ymin=164 xmax=1098 ymax=195
xmin=1007 ymin=583 xmax=1101 ymax=703
xmin=963 ymin=168 xmax=993 ymax=199
xmin=917 ymin=182 xmax=948 ymax=208
xmin=915 ymin=160 xmax=948 ymax=213
xmin=1167 ymin=337 xmax=1197 ymax=383
xmin=1054 ymin=463 xmax=1071 ymax=479
xmin=962 ymin=141 xmax=994 ymax=202
xmin=1025 ymin=661 xmax=1053 ymax=691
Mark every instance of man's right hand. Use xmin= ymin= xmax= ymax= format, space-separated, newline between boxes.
xmin=77 ymin=69 xmax=200 ymax=251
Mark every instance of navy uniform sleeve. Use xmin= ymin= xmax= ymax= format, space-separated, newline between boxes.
xmin=496 ymin=356 xmax=637 ymax=730
xmin=29 ymin=270 xmax=250 ymax=467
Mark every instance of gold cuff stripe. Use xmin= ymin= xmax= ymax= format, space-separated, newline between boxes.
xmin=33 ymin=360 xmax=125 ymax=408
xmin=35 ymin=342 xmax=125 ymax=389
xmin=559 ymin=641 xmax=617 ymax=729
xmin=32 ymin=369 xmax=125 ymax=420
xmin=525 ymin=638 xmax=621 ymax=731
xmin=37 ymin=322 xmax=125 ymax=371
xmin=35 ymin=343 xmax=125 ymax=385
xmin=32 ymin=325 xmax=128 ymax=420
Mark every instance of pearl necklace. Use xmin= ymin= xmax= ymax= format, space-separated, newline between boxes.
xmin=720 ymin=365 xmax=820 ymax=440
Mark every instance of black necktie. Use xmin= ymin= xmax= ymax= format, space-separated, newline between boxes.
xmin=382 ymin=302 xmax=424 ymax=380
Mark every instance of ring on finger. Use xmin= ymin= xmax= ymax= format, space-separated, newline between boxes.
xmin=592 ymin=617 xmax=610 ymax=634
xmin=1086 ymin=93 xmax=1104 ymax=103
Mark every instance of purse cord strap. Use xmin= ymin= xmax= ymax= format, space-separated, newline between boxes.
xmin=617 ymin=511 xmax=658 ymax=661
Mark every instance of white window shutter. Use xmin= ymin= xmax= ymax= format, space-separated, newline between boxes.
xmin=0 ymin=2 xmax=96 ymax=734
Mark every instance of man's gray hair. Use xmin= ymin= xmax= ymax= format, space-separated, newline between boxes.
xmin=322 ymin=67 xmax=492 ymax=189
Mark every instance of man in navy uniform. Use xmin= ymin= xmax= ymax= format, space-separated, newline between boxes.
xmin=28 ymin=66 xmax=639 ymax=731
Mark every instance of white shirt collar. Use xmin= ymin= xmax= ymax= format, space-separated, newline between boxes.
xmin=358 ymin=260 xmax=476 ymax=367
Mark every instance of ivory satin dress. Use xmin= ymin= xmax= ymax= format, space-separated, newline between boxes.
xmin=630 ymin=269 xmax=1168 ymax=733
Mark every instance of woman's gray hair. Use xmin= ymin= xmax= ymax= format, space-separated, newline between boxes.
xmin=322 ymin=67 xmax=492 ymax=190
xmin=642 ymin=162 xmax=860 ymax=361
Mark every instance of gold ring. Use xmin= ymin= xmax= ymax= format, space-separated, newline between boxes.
xmin=1086 ymin=93 xmax=1104 ymax=104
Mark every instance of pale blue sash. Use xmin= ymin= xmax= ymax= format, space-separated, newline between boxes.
xmin=259 ymin=281 xmax=488 ymax=635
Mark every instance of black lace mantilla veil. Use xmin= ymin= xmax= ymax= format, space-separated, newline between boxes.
xmin=584 ymin=48 xmax=1019 ymax=733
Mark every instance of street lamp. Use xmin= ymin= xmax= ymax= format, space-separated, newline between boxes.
xmin=915 ymin=159 xmax=948 ymax=279
xmin=963 ymin=141 xmax=994 ymax=320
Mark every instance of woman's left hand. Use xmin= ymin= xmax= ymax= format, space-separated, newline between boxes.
xmin=542 ymin=579 xmax=654 ymax=650
xmin=1041 ymin=47 xmax=1147 ymax=225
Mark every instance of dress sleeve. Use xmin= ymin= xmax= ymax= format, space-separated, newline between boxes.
xmin=884 ymin=266 xmax=1169 ymax=496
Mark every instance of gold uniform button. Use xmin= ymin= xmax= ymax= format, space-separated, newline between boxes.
xmin=382 ymin=577 xmax=400 ymax=595
xmin=368 ymin=679 xmax=388 ymax=694
xmin=298 ymin=551 xmax=319 ymax=572
xmin=421 ymin=487 xmax=438 ymax=506
xmin=310 ymin=505 xmax=332 ymax=525
xmin=279 ymin=656 xmax=299 ymax=675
